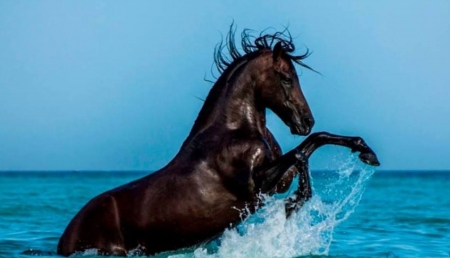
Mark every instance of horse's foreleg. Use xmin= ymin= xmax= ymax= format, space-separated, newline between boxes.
xmin=254 ymin=132 xmax=379 ymax=217
xmin=253 ymin=148 xmax=308 ymax=194
xmin=252 ymin=147 xmax=312 ymax=218
xmin=285 ymin=158 xmax=311 ymax=217
xmin=285 ymin=131 xmax=380 ymax=217
xmin=298 ymin=132 xmax=380 ymax=166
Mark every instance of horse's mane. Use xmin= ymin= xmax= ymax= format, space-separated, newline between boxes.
xmin=213 ymin=25 xmax=314 ymax=75
xmin=183 ymin=25 xmax=314 ymax=146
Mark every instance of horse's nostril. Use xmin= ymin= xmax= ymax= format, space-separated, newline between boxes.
xmin=302 ymin=117 xmax=315 ymax=128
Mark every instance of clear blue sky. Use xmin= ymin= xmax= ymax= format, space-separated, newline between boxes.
xmin=1 ymin=1 xmax=449 ymax=171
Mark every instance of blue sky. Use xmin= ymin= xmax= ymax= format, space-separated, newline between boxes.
xmin=0 ymin=1 xmax=449 ymax=171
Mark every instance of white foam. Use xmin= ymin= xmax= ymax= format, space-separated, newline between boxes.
xmin=78 ymin=155 xmax=375 ymax=258
xmin=166 ymin=154 xmax=375 ymax=258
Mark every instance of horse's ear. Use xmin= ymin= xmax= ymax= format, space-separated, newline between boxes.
xmin=272 ymin=42 xmax=283 ymax=62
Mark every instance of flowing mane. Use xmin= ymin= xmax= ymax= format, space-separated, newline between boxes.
xmin=184 ymin=26 xmax=315 ymax=144
xmin=213 ymin=25 xmax=314 ymax=75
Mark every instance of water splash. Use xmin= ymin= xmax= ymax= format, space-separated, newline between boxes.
xmin=73 ymin=154 xmax=375 ymax=258
xmin=165 ymin=154 xmax=375 ymax=258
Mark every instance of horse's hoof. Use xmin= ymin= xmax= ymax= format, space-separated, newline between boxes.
xmin=358 ymin=152 xmax=380 ymax=166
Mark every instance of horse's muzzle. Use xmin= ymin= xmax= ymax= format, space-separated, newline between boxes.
xmin=290 ymin=116 xmax=314 ymax=135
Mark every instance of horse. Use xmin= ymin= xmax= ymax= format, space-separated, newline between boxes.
xmin=57 ymin=27 xmax=379 ymax=256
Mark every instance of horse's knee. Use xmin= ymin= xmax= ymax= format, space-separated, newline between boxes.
xmin=303 ymin=132 xmax=331 ymax=144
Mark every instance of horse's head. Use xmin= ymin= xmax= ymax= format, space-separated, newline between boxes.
xmin=256 ymin=41 xmax=314 ymax=136
xmin=209 ymin=28 xmax=315 ymax=136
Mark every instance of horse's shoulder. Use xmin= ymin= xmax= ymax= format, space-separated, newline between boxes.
xmin=214 ymin=131 xmax=267 ymax=169
xmin=186 ymin=127 xmax=268 ymax=168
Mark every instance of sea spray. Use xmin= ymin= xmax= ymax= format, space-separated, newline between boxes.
xmin=77 ymin=154 xmax=375 ymax=258
xmin=182 ymin=154 xmax=375 ymax=258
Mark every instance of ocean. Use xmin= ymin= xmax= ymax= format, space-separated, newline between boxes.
xmin=1 ymin=157 xmax=449 ymax=258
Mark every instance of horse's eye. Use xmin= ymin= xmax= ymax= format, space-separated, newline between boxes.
xmin=281 ymin=76 xmax=293 ymax=87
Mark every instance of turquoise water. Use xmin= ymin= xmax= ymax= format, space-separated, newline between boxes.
xmin=1 ymin=161 xmax=449 ymax=257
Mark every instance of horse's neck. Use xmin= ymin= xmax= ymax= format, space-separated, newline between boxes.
xmin=181 ymin=62 xmax=266 ymax=148
xmin=186 ymin=79 xmax=228 ymax=138
xmin=222 ymin=84 xmax=266 ymax=133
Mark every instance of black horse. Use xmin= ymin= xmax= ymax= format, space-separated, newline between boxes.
xmin=57 ymin=27 xmax=379 ymax=256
